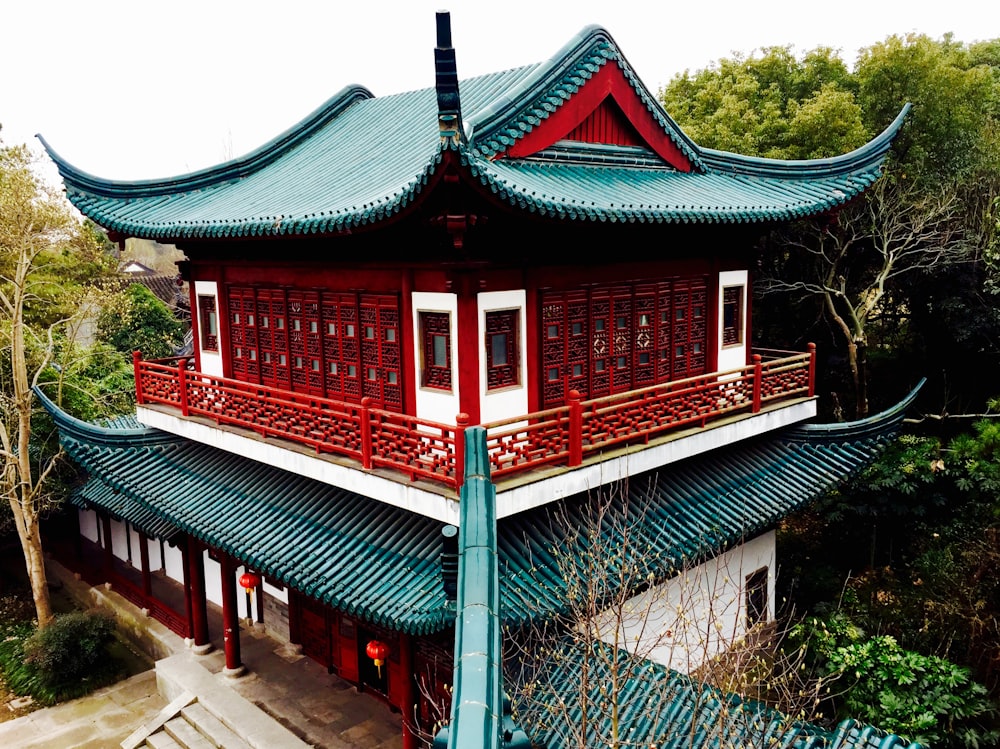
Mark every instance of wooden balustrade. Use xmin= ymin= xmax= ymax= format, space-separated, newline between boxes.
xmin=134 ymin=347 xmax=814 ymax=491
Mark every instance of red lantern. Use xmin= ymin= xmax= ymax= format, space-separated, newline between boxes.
xmin=239 ymin=571 xmax=261 ymax=595
xmin=366 ymin=639 xmax=390 ymax=677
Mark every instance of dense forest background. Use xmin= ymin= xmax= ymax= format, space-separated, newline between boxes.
xmin=659 ymin=33 xmax=1000 ymax=745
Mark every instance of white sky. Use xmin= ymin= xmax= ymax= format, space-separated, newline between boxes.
xmin=1 ymin=0 xmax=991 ymax=182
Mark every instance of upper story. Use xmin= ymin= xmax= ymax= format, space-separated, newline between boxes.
xmin=43 ymin=14 xmax=907 ymax=523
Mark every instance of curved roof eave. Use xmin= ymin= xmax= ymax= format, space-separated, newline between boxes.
xmin=34 ymin=386 xmax=182 ymax=447
xmin=698 ymin=103 xmax=912 ymax=179
xmin=38 ymin=84 xmax=375 ymax=199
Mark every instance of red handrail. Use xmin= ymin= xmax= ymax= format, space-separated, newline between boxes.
xmin=135 ymin=346 xmax=814 ymax=491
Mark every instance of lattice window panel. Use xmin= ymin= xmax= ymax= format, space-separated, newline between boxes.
xmin=228 ymin=292 xmax=247 ymax=378
xmin=722 ymin=286 xmax=743 ymax=346
xmin=359 ymin=295 xmax=402 ymax=408
xmin=485 ymin=309 xmax=519 ymax=390
xmin=541 ymin=295 xmax=565 ymax=407
xmin=198 ymin=295 xmax=218 ymax=352
xmin=610 ymin=289 xmax=633 ymax=394
xmin=420 ymin=311 xmax=452 ymax=391
xmin=256 ymin=289 xmax=290 ymax=390
xmin=287 ymin=291 xmax=323 ymax=395
xmin=633 ymin=286 xmax=656 ymax=387
xmin=340 ymin=302 xmax=361 ymax=399
xmin=590 ymin=292 xmax=611 ymax=399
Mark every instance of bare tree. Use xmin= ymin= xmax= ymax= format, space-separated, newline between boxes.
xmin=760 ymin=176 xmax=969 ymax=418
xmin=503 ymin=480 xmax=833 ymax=749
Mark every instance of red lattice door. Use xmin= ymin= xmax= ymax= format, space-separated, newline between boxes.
xmin=671 ymin=278 xmax=708 ymax=379
xmin=288 ymin=291 xmax=324 ymax=396
xmin=257 ymin=289 xmax=291 ymax=390
xmin=228 ymin=288 xmax=261 ymax=383
xmin=358 ymin=295 xmax=401 ymax=409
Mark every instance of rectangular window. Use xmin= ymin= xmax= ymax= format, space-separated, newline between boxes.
xmin=198 ymin=295 xmax=218 ymax=352
xmin=723 ymin=286 xmax=744 ymax=346
xmin=746 ymin=567 xmax=768 ymax=628
xmin=485 ymin=309 xmax=519 ymax=390
xmin=420 ymin=311 xmax=452 ymax=390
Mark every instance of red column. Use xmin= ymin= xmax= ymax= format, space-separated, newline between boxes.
xmin=186 ymin=536 xmax=211 ymax=652
xmin=455 ymin=275 xmax=481 ymax=425
xmin=400 ymin=633 xmax=417 ymax=749
xmin=220 ymin=555 xmax=245 ymax=676
xmin=139 ymin=532 xmax=152 ymax=597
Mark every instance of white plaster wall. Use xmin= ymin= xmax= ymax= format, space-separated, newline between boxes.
xmin=717 ymin=269 xmax=749 ymax=373
xmin=204 ymin=553 xmax=223 ymax=607
xmin=128 ymin=526 xmax=144 ymax=570
xmin=164 ymin=542 xmax=185 ymax=584
xmin=79 ymin=509 xmax=99 ymax=543
xmin=478 ymin=290 xmax=528 ymax=424
xmin=594 ymin=531 xmax=775 ymax=675
xmin=412 ymin=292 xmax=460 ymax=425
xmin=109 ymin=518 xmax=129 ymax=563
xmin=194 ymin=280 xmax=223 ymax=377
xmin=264 ymin=578 xmax=288 ymax=604
xmin=146 ymin=537 xmax=163 ymax=572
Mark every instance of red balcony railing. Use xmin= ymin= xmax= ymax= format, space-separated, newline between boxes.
xmin=134 ymin=346 xmax=814 ymax=491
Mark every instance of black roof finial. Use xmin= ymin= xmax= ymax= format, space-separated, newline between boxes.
xmin=434 ymin=11 xmax=463 ymax=145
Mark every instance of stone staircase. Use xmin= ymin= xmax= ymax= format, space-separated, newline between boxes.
xmin=121 ymin=655 xmax=310 ymax=749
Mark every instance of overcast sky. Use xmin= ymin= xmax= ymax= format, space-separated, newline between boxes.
xmin=1 ymin=0 xmax=991 ymax=182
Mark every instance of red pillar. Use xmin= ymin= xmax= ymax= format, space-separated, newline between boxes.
xmin=186 ymin=536 xmax=211 ymax=652
xmin=139 ymin=532 xmax=152 ymax=597
xmin=400 ymin=633 xmax=417 ymax=749
xmin=220 ymin=554 xmax=245 ymax=676
xmin=455 ymin=274 xmax=481 ymax=425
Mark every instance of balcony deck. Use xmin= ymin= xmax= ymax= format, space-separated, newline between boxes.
xmin=133 ymin=348 xmax=816 ymax=502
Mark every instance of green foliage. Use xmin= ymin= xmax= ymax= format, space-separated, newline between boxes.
xmin=793 ymin=613 xmax=998 ymax=747
xmin=97 ymin=283 xmax=185 ymax=360
xmin=660 ymin=46 xmax=866 ymax=159
xmin=0 ymin=611 xmax=123 ymax=705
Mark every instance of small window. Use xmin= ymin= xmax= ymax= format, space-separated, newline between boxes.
xmin=247 ymin=314 xmax=255 ymax=327
xmin=329 ymin=362 xmax=338 ymax=375
xmin=386 ymin=328 xmax=396 ymax=342
xmin=571 ymin=322 xmax=583 ymax=336
xmin=572 ymin=363 xmax=583 ymax=377
xmin=365 ymin=326 xmax=375 ymax=340
xmin=309 ymin=320 xmax=317 ymax=333
xmin=278 ymin=354 xmax=287 ymax=366
xmin=311 ymin=360 xmax=320 ymax=371
xmin=638 ymin=313 xmax=650 ymax=327
xmin=723 ymin=286 xmax=744 ymax=346
xmin=639 ymin=352 xmax=650 ymax=365
xmin=594 ymin=359 xmax=606 ymax=372
xmin=345 ymin=324 xmax=355 ymax=338
xmin=485 ymin=309 xmax=519 ymax=390
xmin=420 ymin=311 xmax=452 ymax=390
xmin=547 ymin=324 xmax=559 ymax=339
xmin=547 ymin=367 xmax=560 ymax=382
xmin=387 ymin=371 xmax=398 ymax=384
xmin=615 ymin=316 xmax=627 ymax=330
xmin=347 ymin=364 xmax=357 ymax=377
xmin=198 ymin=296 xmax=219 ymax=352
xmin=292 ymin=319 xmax=301 ymax=332
xmin=327 ymin=322 xmax=336 ymax=336
xmin=261 ymin=315 xmax=270 ymax=328
xmin=746 ymin=567 xmax=768 ymax=628
xmin=367 ymin=367 xmax=377 ymax=381
xmin=595 ymin=319 xmax=606 ymax=332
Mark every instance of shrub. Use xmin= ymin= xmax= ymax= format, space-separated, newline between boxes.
xmin=0 ymin=610 xmax=125 ymax=704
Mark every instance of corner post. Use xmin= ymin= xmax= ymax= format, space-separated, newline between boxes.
xmin=454 ymin=413 xmax=469 ymax=490
xmin=178 ymin=358 xmax=189 ymax=416
xmin=133 ymin=351 xmax=145 ymax=405
xmin=568 ymin=389 xmax=583 ymax=467
xmin=807 ymin=342 xmax=817 ymax=397
xmin=752 ymin=354 xmax=763 ymax=413
xmin=360 ymin=397 xmax=373 ymax=469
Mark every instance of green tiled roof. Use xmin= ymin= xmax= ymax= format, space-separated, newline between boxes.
xmin=69 ymin=476 xmax=179 ymax=541
xmin=40 ymin=26 xmax=908 ymax=240
xmin=39 ymin=384 xmax=918 ymax=636
xmin=517 ymin=640 xmax=922 ymax=749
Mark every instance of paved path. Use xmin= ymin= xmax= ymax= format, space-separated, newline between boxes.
xmin=0 ymin=670 xmax=165 ymax=749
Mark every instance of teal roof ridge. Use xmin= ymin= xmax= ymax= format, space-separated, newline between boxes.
xmin=464 ymin=24 xmax=702 ymax=168
xmin=38 ymin=85 xmax=374 ymax=199
xmin=33 ymin=386 xmax=181 ymax=447
xmin=699 ymin=103 xmax=911 ymax=179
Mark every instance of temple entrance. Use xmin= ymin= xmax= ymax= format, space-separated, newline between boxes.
xmin=358 ymin=627 xmax=389 ymax=695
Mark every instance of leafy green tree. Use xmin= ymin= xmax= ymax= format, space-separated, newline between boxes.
xmin=0 ymin=135 xmax=117 ymax=627
xmin=97 ymin=283 xmax=185 ymax=360
xmin=794 ymin=613 xmax=998 ymax=747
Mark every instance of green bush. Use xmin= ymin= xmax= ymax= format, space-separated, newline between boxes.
xmin=0 ymin=610 xmax=124 ymax=705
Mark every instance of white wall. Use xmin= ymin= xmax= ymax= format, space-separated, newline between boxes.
xmin=593 ymin=531 xmax=775 ymax=674
xmin=411 ymin=292 xmax=460 ymax=425
xmin=205 ymin=552 xmax=223 ymax=607
xmin=164 ymin=541 xmax=185 ymax=583
xmin=478 ymin=290 xmax=528 ymax=424
xmin=79 ymin=508 xmax=99 ymax=543
xmin=194 ymin=280 xmax=223 ymax=377
xmin=717 ymin=269 xmax=748 ymax=373
xmin=110 ymin=518 xmax=129 ymax=562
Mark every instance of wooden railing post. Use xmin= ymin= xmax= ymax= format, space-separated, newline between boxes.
xmin=568 ymin=389 xmax=583 ymax=467
xmin=133 ymin=351 xmax=145 ymax=405
xmin=751 ymin=354 xmax=763 ymax=413
xmin=454 ymin=413 xmax=469 ymax=490
xmin=360 ymin=397 xmax=373 ymax=469
xmin=807 ymin=342 xmax=817 ymax=397
xmin=178 ymin=358 xmax=190 ymax=416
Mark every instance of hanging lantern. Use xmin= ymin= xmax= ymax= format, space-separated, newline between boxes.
xmin=366 ymin=639 xmax=390 ymax=677
xmin=239 ymin=571 xmax=261 ymax=595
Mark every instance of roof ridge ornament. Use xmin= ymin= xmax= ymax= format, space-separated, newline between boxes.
xmin=434 ymin=11 xmax=464 ymax=147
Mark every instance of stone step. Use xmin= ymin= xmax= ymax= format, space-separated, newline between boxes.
xmin=145 ymin=732 xmax=184 ymax=749
xmin=180 ymin=702 xmax=252 ymax=749
xmin=163 ymin=716 xmax=215 ymax=749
